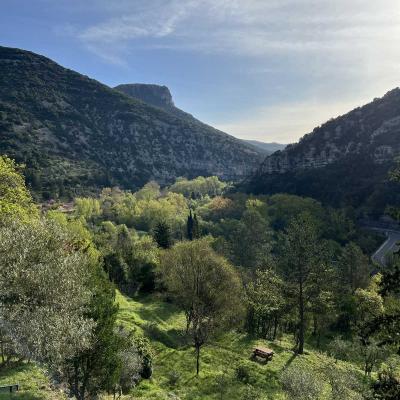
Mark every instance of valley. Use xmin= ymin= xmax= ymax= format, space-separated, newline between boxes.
xmin=1 ymin=45 xmax=400 ymax=400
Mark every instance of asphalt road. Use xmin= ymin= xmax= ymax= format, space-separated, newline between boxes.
xmin=371 ymin=229 xmax=400 ymax=266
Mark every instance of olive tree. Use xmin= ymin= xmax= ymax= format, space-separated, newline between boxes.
xmin=159 ymin=238 xmax=244 ymax=375
xmin=0 ymin=219 xmax=94 ymax=365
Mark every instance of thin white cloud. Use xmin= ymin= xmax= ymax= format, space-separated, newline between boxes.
xmin=61 ymin=0 xmax=400 ymax=141
xmin=74 ymin=1 xmax=400 ymax=57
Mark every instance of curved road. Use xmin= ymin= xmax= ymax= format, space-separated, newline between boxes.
xmin=371 ymin=229 xmax=400 ymax=266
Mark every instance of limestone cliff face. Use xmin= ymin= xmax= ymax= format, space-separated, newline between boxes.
xmin=258 ymin=89 xmax=400 ymax=175
xmin=114 ymin=84 xmax=175 ymax=109
xmin=0 ymin=46 xmax=263 ymax=197
xmin=246 ymin=89 xmax=400 ymax=211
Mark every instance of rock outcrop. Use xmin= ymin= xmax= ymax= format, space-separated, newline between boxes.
xmin=246 ymin=89 xmax=400 ymax=212
xmin=0 ymin=46 xmax=263 ymax=198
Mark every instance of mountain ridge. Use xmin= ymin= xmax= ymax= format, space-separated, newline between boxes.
xmin=246 ymin=88 xmax=400 ymax=214
xmin=0 ymin=46 xmax=263 ymax=198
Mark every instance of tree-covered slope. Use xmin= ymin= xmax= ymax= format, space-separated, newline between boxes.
xmin=246 ymin=89 xmax=400 ymax=215
xmin=0 ymin=46 xmax=263 ymax=198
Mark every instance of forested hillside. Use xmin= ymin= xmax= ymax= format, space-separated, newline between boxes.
xmin=246 ymin=89 xmax=400 ymax=216
xmin=0 ymin=46 xmax=263 ymax=200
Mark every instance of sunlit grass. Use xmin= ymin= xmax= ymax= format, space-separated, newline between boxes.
xmin=0 ymin=292 xmax=367 ymax=400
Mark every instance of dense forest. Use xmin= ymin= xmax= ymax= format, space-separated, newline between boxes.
xmin=1 ymin=155 xmax=400 ymax=399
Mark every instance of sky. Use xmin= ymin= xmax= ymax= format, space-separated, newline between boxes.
xmin=1 ymin=0 xmax=400 ymax=143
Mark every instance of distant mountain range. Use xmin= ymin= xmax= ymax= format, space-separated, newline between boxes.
xmin=0 ymin=46 xmax=263 ymax=198
xmin=245 ymin=89 xmax=400 ymax=215
xmin=243 ymin=140 xmax=286 ymax=155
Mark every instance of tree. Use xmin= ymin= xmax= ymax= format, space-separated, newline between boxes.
xmin=159 ymin=238 xmax=244 ymax=375
xmin=229 ymin=207 xmax=272 ymax=268
xmin=0 ymin=155 xmax=38 ymax=222
xmin=62 ymin=272 xmax=122 ymax=400
xmin=187 ymin=210 xmax=200 ymax=241
xmin=75 ymin=197 xmax=101 ymax=220
xmin=245 ymin=268 xmax=285 ymax=339
xmin=280 ymin=213 xmax=328 ymax=354
xmin=338 ymin=242 xmax=371 ymax=294
xmin=112 ymin=327 xmax=144 ymax=396
xmin=0 ymin=219 xmax=94 ymax=365
xmin=153 ymin=221 xmax=172 ymax=249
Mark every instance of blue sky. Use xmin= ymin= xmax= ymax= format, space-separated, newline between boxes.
xmin=1 ymin=0 xmax=399 ymax=143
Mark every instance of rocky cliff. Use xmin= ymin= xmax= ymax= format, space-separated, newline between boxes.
xmin=0 ymin=46 xmax=263 ymax=198
xmin=114 ymin=84 xmax=176 ymax=109
xmin=246 ymin=89 xmax=400 ymax=213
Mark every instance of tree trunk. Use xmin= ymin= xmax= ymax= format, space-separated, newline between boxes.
xmin=196 ymin=344 xmax=201 ymax=375
xmin=185 ymin=310 xmax=192 ymax=334
xmin=298 ymin=280 xmax=305 ymax=354
xmin=0 ymin=340 xmax=4 ymax=365
xmin=273 ymin=315 xmax=278 ymax=340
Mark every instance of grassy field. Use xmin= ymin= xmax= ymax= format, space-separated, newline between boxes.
xmin=116 ymin=292 xmax=367 ymax=400
xmin=0 ymin=291 xmax=368 ymax=399
xmin=0 ymin=363 xmax=65 ymax=400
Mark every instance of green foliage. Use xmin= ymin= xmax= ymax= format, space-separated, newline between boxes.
xmin=0 ymin=219 xmax=94 ymax=365
xmin=61 ymin=270 xmax=122 ymax=399
xmin=0 ymin=155 xmax=38 ymax=221
xmin=159 ymin=238 xmax=244 ymax=374
xmin=186 ymin=210 xmax=200 ymax=240
xmin=372 ymin=357 xmax=400 ymax=399
xmin=235 ymin=362 xmax=252 ymax=384
xmin=245 ymin=268 xmax=285 ymax=339
xmin=280 ymin=213 xmax=332 ymax=354
xmin=338 ymin=242 xmax=372 ymax=294
xmin=74 ymin=197 xmax=101 ymax=220
xmin=153 ymin=221 xmax=173 ymax=249
xmin=169 ymin=176 xmax=228 ymax=198
xmin=281 ymin=365 xmax=324 ymax=400
xmin=167 ymin=370 xmax=181 ymax=387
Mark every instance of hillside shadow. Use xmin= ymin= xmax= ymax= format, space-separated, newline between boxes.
xmin=283 ymin=352 xmax=297 ymax=369
xmin=143 ymin=322 xmax=188 ymax=349
xmin=130 ymin=296 xmax=181 ymax=326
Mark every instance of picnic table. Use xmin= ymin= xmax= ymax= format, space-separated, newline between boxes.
xmin=251 ymin=346 xmax=274 ymax=363
xmin=0 ymin=383 xmax=19 ymax=393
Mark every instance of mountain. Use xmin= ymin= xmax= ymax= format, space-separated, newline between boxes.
xmin=114 ymin=83 xmax=195 ymax=121
xmin=115 ymin=85 xmax=288 ymax=157
xmin=0 ymin=46 xmax=263 ymax=198
xmin=243 ymin=140 xmax=286 ymax=155
xmin=246 ymin=89 xmax=400 ymax=215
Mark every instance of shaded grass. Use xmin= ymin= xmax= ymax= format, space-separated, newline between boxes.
xmin=0 ymin=363 xmax=64 ymax=400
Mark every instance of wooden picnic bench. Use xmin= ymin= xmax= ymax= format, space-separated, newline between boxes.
xmin=0 ymin=383 xmax=19 ymax=393
xmin=251 ymin=346 xmax=274 ymax=363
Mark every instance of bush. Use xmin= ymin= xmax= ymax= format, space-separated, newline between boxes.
xmin=280 ymin=365 xmax=324 ymax=400
xmin=132 ymin=335 xmax=153 ymax=379
xmin=242 ymin=384 xmax=261 ymax=400
xmin=327 ymin=337 xmax=353 ymax=362
xmin=167 ymin=370 xmax=181 ymax=387
xmin=235 ymin=362 xmax=252 ymax=384
xmin=215 ymin=373 xmax=230 ymax=399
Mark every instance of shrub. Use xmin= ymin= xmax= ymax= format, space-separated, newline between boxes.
xmin=242 ymin=384 xmax=261 ymax=400
xmin=167 ymin=370 xmax=181 ymax=387
xmin=132 ymin=335 xmax=153 ymax=379
xmin=280 ymin=365 xmax=324 ymax=400
xmin=327 ymin=337 xmax=353 ymax=362
xmin=235 ymin=362 xmax=252 ymax=384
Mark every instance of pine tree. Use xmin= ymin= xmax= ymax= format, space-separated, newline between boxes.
xmin=193 ymin=213 xmax=200 ymax=239
xmin=187 ymin=210 xmax=194 ymax=240
xmin=153 ymin=221 xmax=172 ymax=249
